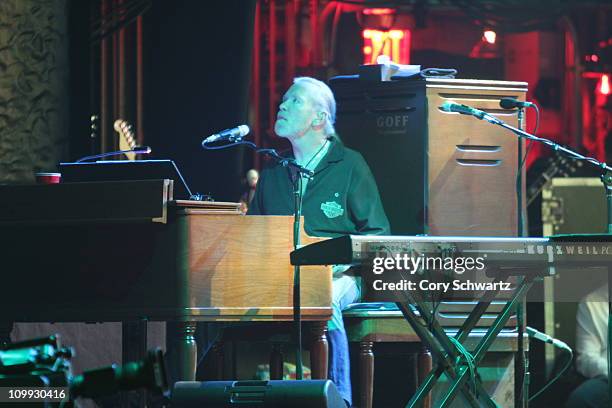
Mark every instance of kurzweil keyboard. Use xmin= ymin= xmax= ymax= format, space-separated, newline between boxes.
xmin=290 ymin=234 xmax=612 ymax=271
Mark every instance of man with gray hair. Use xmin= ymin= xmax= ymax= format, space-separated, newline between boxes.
xmin=248 ymin=76 xmax=390 ymax=406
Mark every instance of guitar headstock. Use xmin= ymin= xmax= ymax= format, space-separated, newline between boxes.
xmin=543 ymin=152 xmax=583 ymax=178
xmin=114 ymin=119 xmax=137 ymax=160
xmin=527 ymin=151 xmax=583 ymax=206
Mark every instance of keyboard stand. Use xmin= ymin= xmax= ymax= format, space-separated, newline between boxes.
xmin=395 ymin=272 xmax=539 ymax=408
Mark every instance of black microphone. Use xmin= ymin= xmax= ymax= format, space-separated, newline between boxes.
xmin=500 ymin=97 xmax=536 ymax=109
xmin=75 ymin=146 xmax=152 ymax=163
xmin=526 ymin=326 xmax=572 ymax=351
xmin=439 ymin=101 xmax=489 ymax=120
xmin=202 ymin=125 xmax=250 ymax=146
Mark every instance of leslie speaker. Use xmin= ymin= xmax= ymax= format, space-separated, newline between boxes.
xmin=330 ymin=75 xmax=527 ymax=236
xmin=172 ymin=380 xmax=346 ymax=408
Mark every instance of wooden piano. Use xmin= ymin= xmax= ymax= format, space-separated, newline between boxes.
xmin=0 ymin=179 xmax=332 ymax=381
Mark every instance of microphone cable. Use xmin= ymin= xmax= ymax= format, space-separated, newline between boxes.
xmin=75 ymin=146 xmax=152 ymax=163
xmin=202 ymin=140 xmax=256 ymax=151
xmin=500 ymin=98 xmax=540 ymax=218
xmin=516 ymin=102 xmax=540 ymax=182
xmin=526 ymin=326 xmax=574 ymax=402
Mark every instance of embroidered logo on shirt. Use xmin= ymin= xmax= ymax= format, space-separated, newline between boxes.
xmin=320 ymin=201 xmax=344 ymax=219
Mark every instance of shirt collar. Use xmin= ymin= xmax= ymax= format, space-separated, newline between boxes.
xmin=314 ymin=137 xmax=344 ymax=172
xmin=278 ymin=137 xmax=345 ymax=173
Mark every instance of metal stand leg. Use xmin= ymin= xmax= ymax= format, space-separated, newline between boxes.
xmin=396 ymin=275 xmax=535 ymax=408
xmin=437 ymin=276 xmax=535 ymax=408
xmin=395 ymin=302 xmax=482 ymax=407
xmin=605 ymin=173 xmax=612 ymax=407
xmin=398 ymin=278 xmax=503 ymax=407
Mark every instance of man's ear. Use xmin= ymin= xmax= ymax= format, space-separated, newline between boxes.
xmin=313 ymin=112 xmax=326 ymax=126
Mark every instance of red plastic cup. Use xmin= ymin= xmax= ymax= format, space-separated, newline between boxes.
xmin=35 ymin=172 xmax=61 ymax=185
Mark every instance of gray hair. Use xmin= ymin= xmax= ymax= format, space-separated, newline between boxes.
xmin=293 ymin=77 xmax=337 ymax=137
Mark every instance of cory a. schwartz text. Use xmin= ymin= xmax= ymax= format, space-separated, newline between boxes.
xmin=371 ymin=279 xmax=513 ymax=292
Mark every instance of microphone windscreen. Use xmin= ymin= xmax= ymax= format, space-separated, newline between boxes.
xmin=135 ymin=146 xmax=152 ymax=154
xmin=237 ymin=125 xmax=250 ymax=137
xmin=439 ymin=101 xmax=455 ymax=112
xmin=499 ymin=97 xmax=518 ymax=109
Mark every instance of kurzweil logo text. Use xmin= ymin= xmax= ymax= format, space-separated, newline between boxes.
xmin=527 ymin=245 xmax=612 ymax=255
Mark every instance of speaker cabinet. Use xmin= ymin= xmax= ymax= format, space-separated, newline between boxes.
xmin=540 ymin=177 xmax=607 ymax=376
xmin=330 ymin=77 xmax=528 ymax=236
xmin=172 ymin=380 xmax=346 ymax=408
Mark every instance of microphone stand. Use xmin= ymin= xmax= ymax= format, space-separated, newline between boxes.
xmin=517 ymin=106 xmax=526 ymax=238
xmin=472 ymin=111 xmax=612 ymax=406
xmin=203 ymin=139 xmax=313 ymax=380
xmin=267 ymin=153 xmax=313 ymax=380
xmin=515 ymin=106 xmax=528 ymax=408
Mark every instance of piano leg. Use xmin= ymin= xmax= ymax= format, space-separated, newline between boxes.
xmin=310 ymin=322 xmax=328 ymax=379
xmin=359 ymin=341 xmax=374 ymax=408
xmin=211 ymin=341 xmax=225 ymax=379
xmin=270 ymin=343 xmax=284 ymax=380
xmin=417 ymin=346 xmax=432 ymax=408
xmin=0 ymin=321 xmax=13 ymax=345
xmin=176 ymin=321 xmax=197 ymax=381
xmin=121 ymin=321 xmax=148 ymax=408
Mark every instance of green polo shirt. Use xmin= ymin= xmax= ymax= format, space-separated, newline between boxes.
xmin=247 ymin=139 xmax=390 ymax=237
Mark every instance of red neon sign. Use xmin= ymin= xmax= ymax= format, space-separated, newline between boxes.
xmin=362 ymin=29 xmax=411 ymax=65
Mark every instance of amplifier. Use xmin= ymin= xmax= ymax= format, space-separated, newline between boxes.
xmin=540 ymin=177 xmax=606 ymax=377
xmin=542 ymin=177 xmax=606 ymax=235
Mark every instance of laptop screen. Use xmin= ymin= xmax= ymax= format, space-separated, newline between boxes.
xmin=59 ymin=160 xmax=193 ymax=200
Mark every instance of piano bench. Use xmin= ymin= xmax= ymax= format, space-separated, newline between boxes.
xmin=342 ymin=302 xmax=520 ymax=408
xmin=211 ymin=321 xmax=328 ymax=381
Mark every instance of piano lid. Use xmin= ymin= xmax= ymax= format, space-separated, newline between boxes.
xmin=60 ymin=159 xmax=193 ymax=200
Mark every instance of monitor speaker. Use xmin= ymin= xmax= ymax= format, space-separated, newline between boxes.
xmin=172 ymin=380 xmax=346 ymax=408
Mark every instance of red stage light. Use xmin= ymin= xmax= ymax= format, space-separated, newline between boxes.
xmin=363 ymin=8 xmax=396 ymax=16
xmin=599 ymin=74 xmax=610 ymax=96
xmin=469 ymin=30 xmax=500 ymax=59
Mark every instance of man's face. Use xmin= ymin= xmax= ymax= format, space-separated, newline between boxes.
xmin=274 ymin=83 xmax=319 ymax=140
